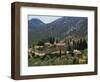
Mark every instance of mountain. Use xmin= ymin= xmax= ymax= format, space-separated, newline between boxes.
xmin=46 ymin=17 xmax=87 ymax=38
xmin=28 ymin=18 xmax=44 ymax=31
xmin=28 ymin=16 xmax=87 ymax=46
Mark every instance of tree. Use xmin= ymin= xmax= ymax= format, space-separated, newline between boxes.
xmin=31 ymin=42 xmax=35 ymax=49
xmin=37 ymin=40 xmax=44 ymax=46
xmin=48 ymin=36 xmax=55 ymax=44
xmin=76 ymin=40 xmax=80 ymax=50
xmin=73 ymin=40 xmax=78 ymax=49
xmin=79 ymin=39 xmax=83 ymax=50
xmin=66 ymin=41 xmax=71 ymax=51
xmin=56 ymin=38 xmax=59 ymax=43
xmin=75 ymin=38 xmax=87 ymax=50
xmin=70 ymin=41 xmax=74 ymax=52
xmin=83 ymin=39 xmax=87 ymax=49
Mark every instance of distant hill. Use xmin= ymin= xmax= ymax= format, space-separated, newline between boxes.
xmin=28 ymin=18 xmax=44 ymax=31
xmin=28 ymin=16 xmax=88 ymax=46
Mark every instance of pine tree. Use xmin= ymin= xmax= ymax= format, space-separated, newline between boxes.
xmin=48 ymin=36 xmax=55 ymax=44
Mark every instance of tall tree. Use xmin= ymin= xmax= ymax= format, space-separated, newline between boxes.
xmin=48 ymin=36 xmax=55 ymax=44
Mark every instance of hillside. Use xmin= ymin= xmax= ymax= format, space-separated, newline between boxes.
xmin=28 ymin=16 xmax=88 ymax=46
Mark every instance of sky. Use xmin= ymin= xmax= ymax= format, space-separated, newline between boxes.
xmin=28 ymin=15 xmax=62 ymax=24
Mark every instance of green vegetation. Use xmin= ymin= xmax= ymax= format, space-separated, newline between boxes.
xmin=28 ymin=37 xmax=88 ymax=66
xmin=28 ymin=50 xmax=87 ymax=66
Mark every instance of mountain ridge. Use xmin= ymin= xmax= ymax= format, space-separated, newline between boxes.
xmin=28 ymin=16 xmax=88 ymax=46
